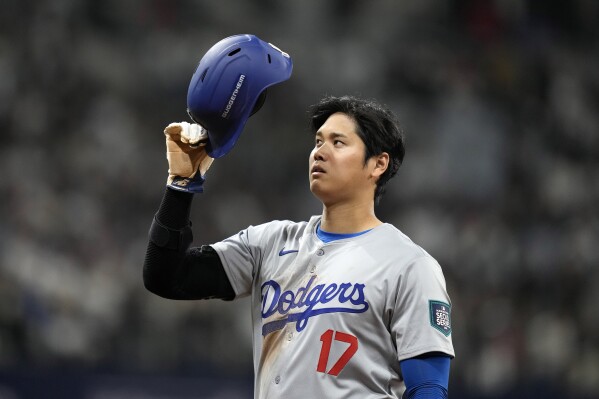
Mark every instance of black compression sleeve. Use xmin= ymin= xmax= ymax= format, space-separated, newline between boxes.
xmin=143 ymin=187 xmax=235 ymax=300
xmin=155 ymin=187 xmax=194 ymax=228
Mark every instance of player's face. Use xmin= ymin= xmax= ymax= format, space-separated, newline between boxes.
xmin=309 ymin=112 xmax=387 ymax=206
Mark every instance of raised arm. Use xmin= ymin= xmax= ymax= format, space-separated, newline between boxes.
xmin=142 ymin=122 xmax=234 ymax=300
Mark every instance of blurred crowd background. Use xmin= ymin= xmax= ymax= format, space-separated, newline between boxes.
xmin=1 ymin=0 xmax=598 ymax=398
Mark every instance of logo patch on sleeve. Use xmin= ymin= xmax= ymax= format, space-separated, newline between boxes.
xmin=429 ymin=300 xmax=452 ymax=336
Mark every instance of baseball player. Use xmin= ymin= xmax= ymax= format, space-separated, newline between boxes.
xmin=144 ymin=35 xmax=454 ymax=398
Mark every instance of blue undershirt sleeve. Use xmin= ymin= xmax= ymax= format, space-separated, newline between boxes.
xmin=400 ymin=354 xmax=451 ymax=399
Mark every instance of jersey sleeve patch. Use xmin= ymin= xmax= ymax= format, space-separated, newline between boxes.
xmin=429 ymin=300 xmax=452 ymax=336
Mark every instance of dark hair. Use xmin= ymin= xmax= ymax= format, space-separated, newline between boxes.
xmin=309 ymin=95 xmax=405 ymax=203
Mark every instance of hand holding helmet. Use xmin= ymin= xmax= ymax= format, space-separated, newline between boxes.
xmin=163 ymin=34 xmax=293 ymax=193
xmin=165 ymin=122 xmax=213 ymax=193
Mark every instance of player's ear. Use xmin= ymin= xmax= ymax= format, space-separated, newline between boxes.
xmin=371 ymin=152 xmax=389 ymax=178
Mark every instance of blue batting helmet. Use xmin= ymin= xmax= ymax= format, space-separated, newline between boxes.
xmin=186 ymin=34 xmax=293 ymax=158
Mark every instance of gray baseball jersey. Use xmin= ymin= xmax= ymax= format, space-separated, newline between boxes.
xmin=212 ymin=215 xmax=454 ymax=399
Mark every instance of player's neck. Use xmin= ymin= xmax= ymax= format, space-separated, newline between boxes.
xmin=320 ymin=200 xmax=381 ymax=234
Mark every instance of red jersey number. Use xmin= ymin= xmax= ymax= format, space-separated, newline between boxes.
xmin=316 ymin=329 xmax=358 ymax=376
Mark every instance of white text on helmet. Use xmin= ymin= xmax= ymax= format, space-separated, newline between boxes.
xmin=222 ymin=74 xmax=246 ymax=118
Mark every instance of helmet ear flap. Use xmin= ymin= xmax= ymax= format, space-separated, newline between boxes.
xmin=250 ymin=89 xmax=268 ymax=116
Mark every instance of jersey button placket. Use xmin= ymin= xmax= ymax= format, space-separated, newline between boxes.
xmin=308 ymin=248 xmax=324 ymax=274
xmin=284 ymin=326 xmax=294 ymax=342
xmin=310 ymin=248 xmax=324 ymax=274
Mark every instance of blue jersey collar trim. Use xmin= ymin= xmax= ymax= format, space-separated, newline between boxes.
xmin=316 ymin=222 xmax=373 ymax=243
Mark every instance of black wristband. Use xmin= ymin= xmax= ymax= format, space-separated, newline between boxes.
xmin=149 ymin=215 xmax=193 ymax=250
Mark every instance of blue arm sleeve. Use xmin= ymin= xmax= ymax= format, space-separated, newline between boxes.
xmin=400 ymin=354 xmax=451 ymax=399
